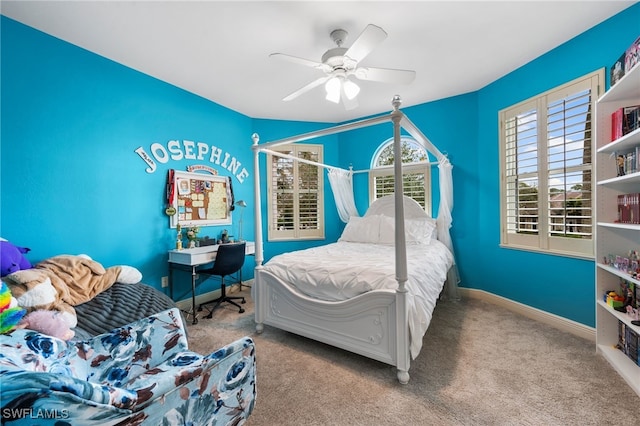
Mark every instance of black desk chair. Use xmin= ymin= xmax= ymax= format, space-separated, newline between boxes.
xmin=197 ymin=242 xmax=247 ymax=317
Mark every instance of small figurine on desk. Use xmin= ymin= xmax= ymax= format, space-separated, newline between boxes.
xmin=218 ymin=229 xmax=230 ymax=244
xmin=176 ymin=224 xmax=183 ymax=250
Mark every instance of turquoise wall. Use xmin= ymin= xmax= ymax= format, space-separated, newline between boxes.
xmin=337 ymin=93 xmax=480 ymax=290
xmin=0 ymin=17 xmax=255 ymax=302
xmin=474 ymin=3 xmax=640 ymax=326
xmin=2 ymin=3 xmax=639 ymax=326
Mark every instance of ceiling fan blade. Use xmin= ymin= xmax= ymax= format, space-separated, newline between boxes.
xmin=282 ymin=76 xmax=330 ymax=102
xmin=270 ymin=53 xmax=332 ymax=72
xmin=344 ymin=24 xmax=387 ymax=63
xmin=354 ymin=67 xmax=416 ymax=84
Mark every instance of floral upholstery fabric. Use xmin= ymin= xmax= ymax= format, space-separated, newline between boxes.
xmin=0 ymin=308 xmax=256 ymax=425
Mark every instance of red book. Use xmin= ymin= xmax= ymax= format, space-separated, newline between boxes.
xmin=612 ymin=108 xmax=624 ymax=141
xmin=622 ymin=194 xmax=631 ymax=223
xmin=618 ymin=194 xmax=623 ymax=222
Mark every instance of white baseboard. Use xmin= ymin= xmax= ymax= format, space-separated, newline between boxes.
xmin=176 ymin=283 xmax=595 ymax=342
xmin=459 ymin=288 xmax=596 ymax=342
xmin=175 ymin=280 xmax=252 ymax=312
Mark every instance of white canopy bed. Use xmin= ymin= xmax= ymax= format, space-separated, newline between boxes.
xmin=251 ymin=96 xmax=459 ymax=384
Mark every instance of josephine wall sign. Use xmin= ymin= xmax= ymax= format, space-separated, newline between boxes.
xmin=135 ymin=139 xmax=250 ymax=183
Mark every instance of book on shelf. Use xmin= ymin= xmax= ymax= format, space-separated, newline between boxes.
xmin=625 ymin=150 xmax=637 ymax=175
xmin=614 ymin=149 xmax=637 ymax=176
xmin=612 ymin=108 xmax=624 ymax=141
xmin=625 ymin=36 xmax=640 ymax=74
xmin=611 ymin=35 xmax=640 ymax=88
xmin=626 ymin=105 xmax=640 ymax=135
xmin=611 ymin=53 xmax=626 ymax=87
xmin=618 ymin=320 xmax=639 ymax=366
xmin=617 ymin=193 xmax=640 ymax=224
xmin=611 ymin=105 xmax=640 ymax=142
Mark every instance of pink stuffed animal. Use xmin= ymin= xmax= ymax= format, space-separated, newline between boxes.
xmin=19 ymin=309 xmax=75 ymax=340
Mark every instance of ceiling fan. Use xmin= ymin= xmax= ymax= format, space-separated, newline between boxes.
xmin=271 ymin=24 xmax=416 ymax=110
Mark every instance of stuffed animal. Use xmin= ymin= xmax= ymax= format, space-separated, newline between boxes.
xmin=19 ymin=309 xmax=75 ymax=340
xmin=3 ymin=254 xmax=142 ymax=329
xmin=0 ymin=240 xmax=32 ymax=277
xmin=0 ymin=281 xmax=26 ymax=334
xmin=5 ymin=271 xmax=77 ymax=328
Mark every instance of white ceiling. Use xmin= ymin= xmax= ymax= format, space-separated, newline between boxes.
xmin=2 ymin=1 xmax=635 ymax=123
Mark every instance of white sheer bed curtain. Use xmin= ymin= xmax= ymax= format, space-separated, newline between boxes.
xmin=327 ymin=168 xmax=360 ymax=223
xmin=437 ymin=156 xmax=460 ymax=300
xmin=399 ymin=114 xmax=460 ymax=300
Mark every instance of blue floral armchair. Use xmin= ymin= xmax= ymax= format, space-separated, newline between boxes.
xmin=0 ymin=308 xmax=256 ymax=425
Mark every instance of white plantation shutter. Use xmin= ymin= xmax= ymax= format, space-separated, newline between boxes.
xmin=267 ymin=144 xmax=324 ymax=240
xmin=371 ymin=165 xmax=430 ymax=210
xmin=504 ymin=102 xmax=539 ymax=241
xmin=297 ymin=147 xmax=322 ymax=237
xmin=546 ymin=87 xmax=593 ymax=240
xmin=500 ymin=70 xmax=600 ymax=257
xmin=271 ymin=150 xmax=295 ymax=235
xmin=370 ymin=137 xmax=431 ymax=211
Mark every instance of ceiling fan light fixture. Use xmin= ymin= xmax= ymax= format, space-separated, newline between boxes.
xmin=273 ymin=24 xmax=415 ymax=109
xmin=325 ymin=77 xmax=341 ymax=103
xmin=343 ymin=79 xmax=360 ymax=100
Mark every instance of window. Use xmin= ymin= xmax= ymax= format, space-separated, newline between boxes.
xmin=369 ymin=137 xmax=431 ymax=211
xmin=499 ymin=70 xmax=602 ymax=258
xmin=267 ymin=144 xmax=324 ymax=240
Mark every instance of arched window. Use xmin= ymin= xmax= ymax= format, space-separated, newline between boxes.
xmin=369 ymin=137 xmax=431 ymax=210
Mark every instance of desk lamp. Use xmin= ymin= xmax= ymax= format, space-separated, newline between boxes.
xmin=235 ymin=200 xmax=247 ymax=241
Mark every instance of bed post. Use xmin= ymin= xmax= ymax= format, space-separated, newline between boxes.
xmin=252 ymin=133 xmax=265 ymax=333
xmin=391 ymin=96 xmax=410 ymax=384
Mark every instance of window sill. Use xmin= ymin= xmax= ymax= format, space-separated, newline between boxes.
xmin=498 ymin=243 xmax=594 ymax=261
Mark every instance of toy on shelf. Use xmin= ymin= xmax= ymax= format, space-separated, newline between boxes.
xmin=607 ymin=291 xmax=625 ymax=309
xmin=603 ymin=250 xmax=640 ymax=279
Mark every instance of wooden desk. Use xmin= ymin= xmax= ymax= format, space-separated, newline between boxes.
xmin=168 ymin=241 xmax=255 ymax=324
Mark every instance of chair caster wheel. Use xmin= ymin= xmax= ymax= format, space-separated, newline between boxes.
xmin=239 ymin=308 xmax=245 ymax=313
xmin=241 ymin=299 xmax=246 ymax=304
xmin=205 ymin=313 xmax=213 ymax=319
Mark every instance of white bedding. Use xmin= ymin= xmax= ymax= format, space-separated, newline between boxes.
xmin=261 ymin=240 xmax=454 ymax=358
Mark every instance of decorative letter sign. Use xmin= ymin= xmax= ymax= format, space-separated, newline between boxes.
xmin=135 ymin=139 xmax=250 ymax=183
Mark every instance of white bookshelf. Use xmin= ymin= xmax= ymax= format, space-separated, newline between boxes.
xmin=594 ymin=62 xmax=640 ymax=397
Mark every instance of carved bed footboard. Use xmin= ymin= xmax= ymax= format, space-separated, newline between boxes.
xmin=254 ymin=269 xmax=411 ymax=383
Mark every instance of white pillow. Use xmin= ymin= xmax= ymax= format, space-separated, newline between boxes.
xmin=378 ymin=215 xmax=436 ymax=245
xmin=406 ymin=218 xmax=436 ymax=243
xmin=338 ymin=215 xmax=381 ymax=243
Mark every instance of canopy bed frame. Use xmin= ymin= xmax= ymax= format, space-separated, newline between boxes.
xmin=251 ymin=96 xmax=458 ymax=384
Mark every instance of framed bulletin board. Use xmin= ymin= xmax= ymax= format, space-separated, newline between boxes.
xmin=169 ymin=170 xmax=231 ymax=228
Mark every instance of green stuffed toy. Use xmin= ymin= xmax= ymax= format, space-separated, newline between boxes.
xmin=0 ymin=281 xmax=26 ymax=334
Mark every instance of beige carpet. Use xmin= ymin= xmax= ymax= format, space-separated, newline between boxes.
xmin=186 ymin=287 xmax=638 ymax=425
